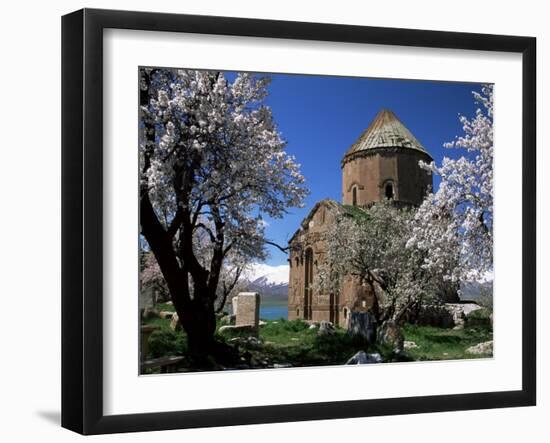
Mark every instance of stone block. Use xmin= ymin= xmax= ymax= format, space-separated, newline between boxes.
xmin=347 ymin=311 xmax=376 ymax=343
xmin=235 ymin=292 xmax=260 ymax=329
xmin=170 ymin=312 xmax=182 ymax=331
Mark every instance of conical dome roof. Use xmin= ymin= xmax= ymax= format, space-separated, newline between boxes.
xmin=344 ymin=109 xmax=431 ymax=159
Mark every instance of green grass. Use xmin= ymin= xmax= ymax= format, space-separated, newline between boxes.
xmin=218 ymin=319 xmax=393 ymax=367
xmin=142 ymin=316 xmax=171 ymax=331
xmin=156 ymin=302 xmax=176 ymax=313
xmin=402 ymin=324 xmax=493 ymax=360
xmin=141 ymin=306 xmax=493 ymax=372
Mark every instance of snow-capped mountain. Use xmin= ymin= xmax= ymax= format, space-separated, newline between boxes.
xmin=242 ymin=263 xmax=289 ymax=300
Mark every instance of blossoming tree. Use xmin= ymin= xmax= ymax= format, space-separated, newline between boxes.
xmin=140 ymin=247 xmax=246 ymax=313
xmin=317 ymin=202 xmax=436 ymax=326
xmin=139 ymin=68 xmax=307 ymax=363
xmin=408 ymin=85 xmax=493 ymax=285
xmin=140 ymin=251 xmax=169 ymax=302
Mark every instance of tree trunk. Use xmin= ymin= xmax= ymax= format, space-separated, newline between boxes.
xmin=175 ymin=291 xmax=238 ymax=368
xmin=179 ymin=299 xmax=217 ymax=365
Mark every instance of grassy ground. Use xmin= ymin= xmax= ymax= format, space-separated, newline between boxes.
xmin=401 ymin=324 xmax=493 ymax=360
xmin=141 ymin=308 xmax=492 ymax=373
xmin=219 ymin=319 xmax=389 ymax=368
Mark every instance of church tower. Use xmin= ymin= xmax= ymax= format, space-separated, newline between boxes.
xmin=341 ymin=109 xmax=433 ymax=207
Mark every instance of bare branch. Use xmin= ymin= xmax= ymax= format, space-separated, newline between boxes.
xmin=264 ymin=239 xmax=290 ymax=253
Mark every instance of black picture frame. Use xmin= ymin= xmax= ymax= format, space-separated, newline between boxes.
xmin=61 ymin=8 xmax=536 ymax=435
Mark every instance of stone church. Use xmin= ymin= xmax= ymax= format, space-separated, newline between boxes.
xmin=287 ymin=109 xmax=433 ymax=327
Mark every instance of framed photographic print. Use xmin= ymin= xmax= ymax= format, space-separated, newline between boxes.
xmin=61 ymin=8 xmax=536 ymax=435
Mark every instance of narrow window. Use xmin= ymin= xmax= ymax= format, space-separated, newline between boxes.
xmin=385 ymin=182 xmax=394 ymax=200
xmin=304 ymin=248 xmax=314 ymax=320
xmin=352 ymin=187 xmax=357 ymax=206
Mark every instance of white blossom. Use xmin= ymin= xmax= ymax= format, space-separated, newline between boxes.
xmin=316 ymin=202 xmax=437 ymax=323
xmin=409 ymin=85 xmax=493 ymax=283
xmin=139 ymin=68 xmax=308 ymax=304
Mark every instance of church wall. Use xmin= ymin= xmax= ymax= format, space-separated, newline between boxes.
xmin=288 ymin=198 xmax=394 ymax=327
xmin=287 ymin=247 xmax=303 ymax=321
xmin=341 ymin=154 xmax=381 ymax=206
xmin=377 ymin=153 xmax=399 ymax=200
xmin=396 ymin=150 xmax=433 ymax=205
xmin=288 ymin=203 xmax=333 ymax=322
xmin=311 ymin=294 xmax=332 ymax=323
xmin=338 ymin=275 xmax=377 ymax=327
xmin=342 ymin=149 xmax=432 ymax=207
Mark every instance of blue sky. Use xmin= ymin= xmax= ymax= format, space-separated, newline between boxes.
xmin=226 ymin=72 xmax=484 ymax=266
xmin=252 ymin=73 xmax=485 ymax=266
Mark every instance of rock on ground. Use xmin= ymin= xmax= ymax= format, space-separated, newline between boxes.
xmin=228 ymin=336 xmax=262 ymax=348
xmin=318 ymin=320 xmax=335 ymax=336
xmin=218 ymin=324 xmax=258 ymax=335
xmin=170 ymin=313 xmax=181 ymax=331
xmin=345 ymin=351 xmax=383 ymax=364
xmin=404 ymin=340 xmax=418 ymax=349
xmin=466 ymin=340 xmax=493 ymax=355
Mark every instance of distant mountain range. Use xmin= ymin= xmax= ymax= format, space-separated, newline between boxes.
xmin=460 ymin=280 xmax=493 ymax=301
xmin=239 ymin=264 xmax=492 ymax=304
xmin=242 ymin=263 xmax=289 ymax=302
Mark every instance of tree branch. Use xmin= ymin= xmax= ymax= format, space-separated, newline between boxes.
xmin=264 ymin=240 xmax=290 ymax=253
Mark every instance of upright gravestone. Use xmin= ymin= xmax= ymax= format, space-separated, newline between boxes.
xmin=139 ymin=286 xmax=155 ymax=312
xmin=347 ymin=311 xmax=377 ymax=344
xmin=235 ymin=292 xmax=260 ymax=329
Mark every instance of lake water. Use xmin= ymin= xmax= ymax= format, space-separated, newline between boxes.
xmin=260 ymin=304 xmax=288 ymax=320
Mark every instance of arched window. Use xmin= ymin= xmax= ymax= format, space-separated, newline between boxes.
xmin=385 ymin=182 xmax=394 ymax=200
xmin=352 ymin=186 xmax=358 ymax=206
